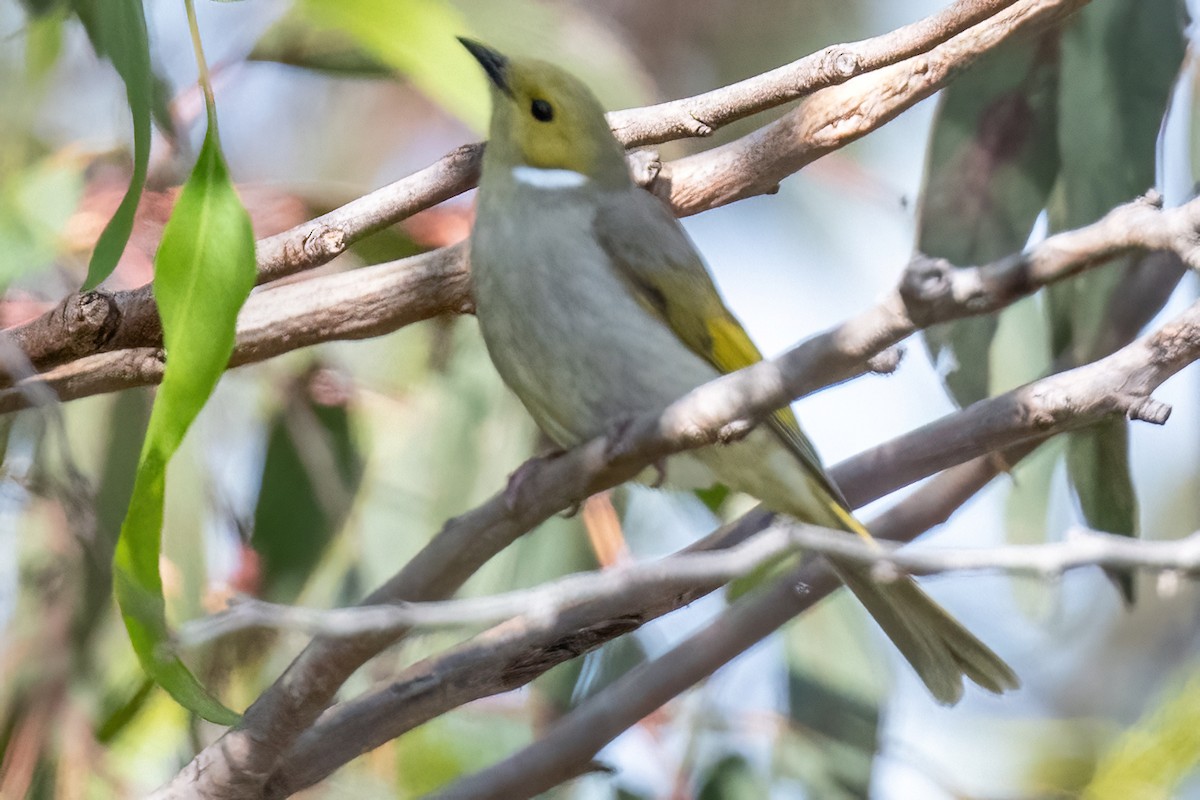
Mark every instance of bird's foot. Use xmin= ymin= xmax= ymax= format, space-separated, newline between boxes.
xmin=600 ymin=415 xmax=667 ymax=487
xmin=601 ymin=415 xmax=640 ymax=463
xmin=716 ymin=418 xmax=754 ymax=444
xmin=647 ymin=459 xmax=667 ymax=488
xmin=504 ymin=448 xmax=567 ymax=514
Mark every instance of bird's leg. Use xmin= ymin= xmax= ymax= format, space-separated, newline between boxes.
xmin=601 ymin=414 xmax=668 ymax=488
xmin=647 ymin=459 xmax=668 ymax=488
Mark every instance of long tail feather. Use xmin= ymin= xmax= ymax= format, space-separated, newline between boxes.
xmin=825 ymin=503 xmax=1019 ymax=704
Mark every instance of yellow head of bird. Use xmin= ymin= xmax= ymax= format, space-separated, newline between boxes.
xmin=460 ymin=38 xmax=628 ymax=187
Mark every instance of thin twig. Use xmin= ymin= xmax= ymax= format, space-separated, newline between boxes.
xmin=177 ymin=525 xmax=1200 ymax=648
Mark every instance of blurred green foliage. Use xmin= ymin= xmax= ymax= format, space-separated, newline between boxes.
xmin=1084 ymin=663 xmax=1200 ymax=800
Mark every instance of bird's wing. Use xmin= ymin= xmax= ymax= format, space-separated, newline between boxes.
xmin=594 ymin=188 xmax=849 ymax=507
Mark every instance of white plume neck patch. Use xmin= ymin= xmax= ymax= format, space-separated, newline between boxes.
xmin=512 ymin=165 xmax=589 ymax=189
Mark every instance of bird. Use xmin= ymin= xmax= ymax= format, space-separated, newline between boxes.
xmin=459 ymin=37 xmax=1018 ymax=705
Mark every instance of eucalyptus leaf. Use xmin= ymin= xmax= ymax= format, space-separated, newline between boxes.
xmin=71 ymin=0 xmax=153 ymax=290
xmin=253 ymin=376 xmax=364 ymax=603
xmin=917 ymin=32 xmax=1061 ymax=406
xmin=295 ymin=0 xmax=486 ymax=131
xmin=113 ymin=102 xmax=255 ymax=724
xmin=1066 ymin=419 xmax=1137 ymax=600
xmin=1045 ymin=0 xmax=1186 ymax=550
xmin=249 ymin=10 xmax=393 ymax=77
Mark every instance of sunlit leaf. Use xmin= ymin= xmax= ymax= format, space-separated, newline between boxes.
xmin=295 ymin=0 xmax=486 ymax=130
xmin=113 ymin=100 xmax=255 ymax=724
xmin=71 ymin=0 xmax=153 ymax=290
xmin=0 ymin=154 xmax=85 ymax=286
xmin=1083 ymin=664 xmax=1200 ymax=800
xmin=249 ymin=10 xmax=393 ymax=77
xmin=24 ymin=9 xmax=66 ymax=81
xmin=917 ymin=32 xmax=1061 ymax=406
xmin=1045 ymin=0 xmax=1185 ymax=551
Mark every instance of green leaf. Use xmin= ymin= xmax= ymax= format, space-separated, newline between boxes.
xmin=1004 ymin=438 xmax=1066 ymax=618
xmin=1066 ymin=419 xmax=1137 ymax=601
xmin=0 ymin=154 xmax=85 ymax=287
xmin=693 ymin=483 xmax=731 ymax=514
xmin=95 ymin=678 xmax=155 ymax=743
xmin=917 ymin=32 xmax=1061 ymax=406
xmin=113 ymin=104 xmax=256 ymax=725
xmin=24 ymin=8 xmax=66 ymax=81
xmin=71 ymin=0 xmax=152 ymax=290
xmin=1045 ymin=0 xmax=1185 ymax=546
xmin=249 ymin=11 xmax=393 ymax=77
xmin=294 ymin=0 xmax=487 ymax=131
xmin=252 ymin=375 xmax=364 ymax=603
xmin=73 ymin=389 xmax=151 ymax=652
xmin=778 ymin=664 xmax=879 ymax=799
xmin=698 ymin=755 xmax=766 ymax=800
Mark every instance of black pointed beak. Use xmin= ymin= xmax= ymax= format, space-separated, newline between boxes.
xmin=458 ymin=37 xmax=512 ymax=97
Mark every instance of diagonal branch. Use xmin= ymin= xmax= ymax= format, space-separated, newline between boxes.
xmin=150 ymin=181 xmax=1189 ymax=797
xmin=607 ymin=0 xmax=1023 ymax=145
xmin=655 ymin=0 xmax=1090 ymax=214
xmin=262 ymin=297 xmax=1200 ymax=795
xmin=424 ymin=252 xmax=1191 ymax=800
xmin=423 ymin=458 xmax=1003 ymax=800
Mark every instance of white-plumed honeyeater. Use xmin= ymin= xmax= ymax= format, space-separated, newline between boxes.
xmin=461 ymin=38 xmax=1018 ymax=705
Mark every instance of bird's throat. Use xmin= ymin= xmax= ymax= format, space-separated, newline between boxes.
xmin=511 ymin=165 xmax=590 ymax=189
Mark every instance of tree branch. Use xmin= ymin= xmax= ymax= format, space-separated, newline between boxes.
xmin=606 ymin=0 xmax=1024 ymax=145
xmin=423 ymin=253 xmax=1193 ymax=800
xmin=177 ymin=523 xmax=1200 ymax=649
xmin=8 ymin=185 xmax=1191 ymax=414
xmin=258 ymin=297 xmax=1200 ymax=795
xmin=151 ymin=180 xmax=1190 ymax=797
xmin=421 ymin=458 xmax=1004 ymax=800
xmin=3 ymin=0 xmax=1071 ymax=389
xmin=655 ymin=0 xmax=1091 ymax=215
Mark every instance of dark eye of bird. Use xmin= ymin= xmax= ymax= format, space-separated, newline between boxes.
xmin=530 ymin=99 xmax=554 ymax=122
